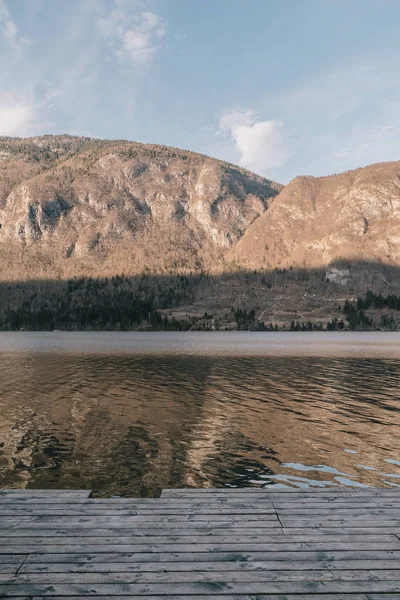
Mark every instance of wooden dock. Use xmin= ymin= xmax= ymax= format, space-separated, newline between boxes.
xmin=1 ymin=487 xmax=400 ymax=598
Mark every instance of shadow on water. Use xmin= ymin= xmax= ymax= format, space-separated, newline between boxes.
xmin=0 ymin=335 xmax=400 ymax=496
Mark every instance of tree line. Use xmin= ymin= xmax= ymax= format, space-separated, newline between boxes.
xmin=1 ymin=278 xmax=400 ymax=332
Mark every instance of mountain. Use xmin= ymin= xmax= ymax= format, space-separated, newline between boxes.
xmin=0 ymin=135 xmax=281 ymax=280
xmin=229 ymin=161 xmax=400 ymax=272
xmin=1 ymin=135 xmax=400 ymax=331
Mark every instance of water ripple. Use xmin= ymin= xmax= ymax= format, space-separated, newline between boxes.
xmin=0 ymin=333 xmax=399 ymax=495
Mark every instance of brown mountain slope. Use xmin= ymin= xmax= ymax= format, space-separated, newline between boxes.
xmin=0 ymin=135 xmax=282 ymax=280
xmin=228 ymin=161 xmax=400 ymax=271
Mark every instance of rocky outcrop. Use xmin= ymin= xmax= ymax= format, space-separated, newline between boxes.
xmin=0 ymin=135 xmax=281 ymax=280
xmin=229 ymin=161 xmax=400 ymax=270
xmin=1 ymin=135 xmax=400 ymax=285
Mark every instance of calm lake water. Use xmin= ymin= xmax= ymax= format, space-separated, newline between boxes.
xmin=0 ymin=332 xmax=400 ymax=496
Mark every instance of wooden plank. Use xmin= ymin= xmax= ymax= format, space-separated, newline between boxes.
xmin=18 ymin=558 xmax=400 ymax=574
xmin=0 ymin=519 xmax=282 ymax=530
xmin=0 ymin=504 xmax=278 ymax=511
xmin=0 ymin=515 xmax=282 ymax=526
xmin=6 ymin=595 xmax=400 ymax=600
xmin=0 ymin=496 xmax=270 ymax=502
xmin=0 ymin=503 xmax=278 ymax=512
xmin=0 ymin=507 xmax=279 ymax=516
xmin=277 ymin=507 xmax=400 ymax=514
xmin=7 ymin=595 xmax=400 ymax=600
xmin=277 ymin=508 xmax=400 ymax=515
xmin=163 ymin=494 xmax=400 ymax=503
xmin=6 ymin=519 xmax=399 ymax=529
xmin=0 ymin=568 xmax=23 ymax=575
xmin=280 ymin=519 xmax=400 ymax=527
xmin=0 ymin=490 xmax=91 ymax=497
xmin=6 ymin=539 xmax=400 ymax=554
xmin=2 ymin=579 xmax=400 ymax=595
xmin=3 ymin=502 xmax=400 ymax=513
xmin=0 ymin=517 xmax=282 ymax=528
xmin=274 ymin=499 xmax=400 ymax=506
xmin=0 ymin=495 xmax=91 ymax=503
xmin=280 ymin=523 xmax=400 ymax=530
xmin=0 ymin=501 xmax=277 ymax=509
xmin=0 ymin=523 xmax=395 ymax=545
xmin=0 ymin=556 xmax=27 ymax=576
xmin=0 ymin=499 xmax=277 ymax=508
xmin=0 ymin=556 xmax=28 ymax=564
xmin=282 ymin=527 xmax=400 ymax=535
xmin=279 ymin=517 xmax=400 ymax=524
xmin=0 ymin=569 xmax=18 ymax=575
xmin=4 ymin=502 xmax=400 ymax=511
xmin=0 ymin=496 xmax=273 ymax=502
xmin=0 ymin=510 xmax=279 ymax=519
xmin=275 ymin=505 xmax=400 ymax=512
xmin=0 ymin=515 xmax=400 ymax=535
xmin=0 ymin=534 xmax=396 ymax=546
xmin=24 ymin=549 xmax=400 ymax=563
xmin=7 ymin=568 xmax=400 ymax=584
xmin=0 ymin=528 xmax=286 ymax=537
xmin=275 ymin=506 xmax=400 ymax=512
xmin=1 ymin=529 xmax=294 ymax=539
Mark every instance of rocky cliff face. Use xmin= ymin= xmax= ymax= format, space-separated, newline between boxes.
xmin=0 ymin=135 xmax=281 ymax=280
xmin=2 ymin=135 xmax=400 ymax=285
xmin=229 ymin=161 xmax=400 ymax=270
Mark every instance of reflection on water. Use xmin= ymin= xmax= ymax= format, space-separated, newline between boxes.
xmin=0 ymin=333 xmax=400 ymax=496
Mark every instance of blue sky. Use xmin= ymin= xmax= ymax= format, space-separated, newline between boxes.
xmin=0 ymin=0 xmax=399 ymax=183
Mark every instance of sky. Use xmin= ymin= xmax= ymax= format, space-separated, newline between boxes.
xmin=0 ymin=0 xmax=399 ymax=184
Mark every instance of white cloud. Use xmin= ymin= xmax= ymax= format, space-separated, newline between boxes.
xmin=98 ymin=2 xmax=166 ymax=66
xmin=218 ymin=109 xmax=288 ymax=173
xmin=0 ymin=93 xmax=48 ymax=136
xmin=0 ymin=103 xmax=34 ymax=136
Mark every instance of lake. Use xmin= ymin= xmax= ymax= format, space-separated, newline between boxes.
xmin=0 ymin=332 xmax=400 ymax=496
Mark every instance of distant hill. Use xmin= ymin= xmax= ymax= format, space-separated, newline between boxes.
xmin=229 ymin=161 xmax=400 ymax=271
xmin=0 ymin=135 xmax=281 ymax=280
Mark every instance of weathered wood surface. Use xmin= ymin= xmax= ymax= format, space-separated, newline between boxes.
xmin=1 ymin=488 xmax=400 ymax=598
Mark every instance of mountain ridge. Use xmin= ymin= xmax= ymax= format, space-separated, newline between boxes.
xmin=1 ymin=135 xmax=400 ymax=330
xmin=0 ymin=134 xmax=281 ymax=280
xmin=230 ymin=159 xmax=400 ymax=271
xmin=1 ymin=135 xmax=400 ymax=329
